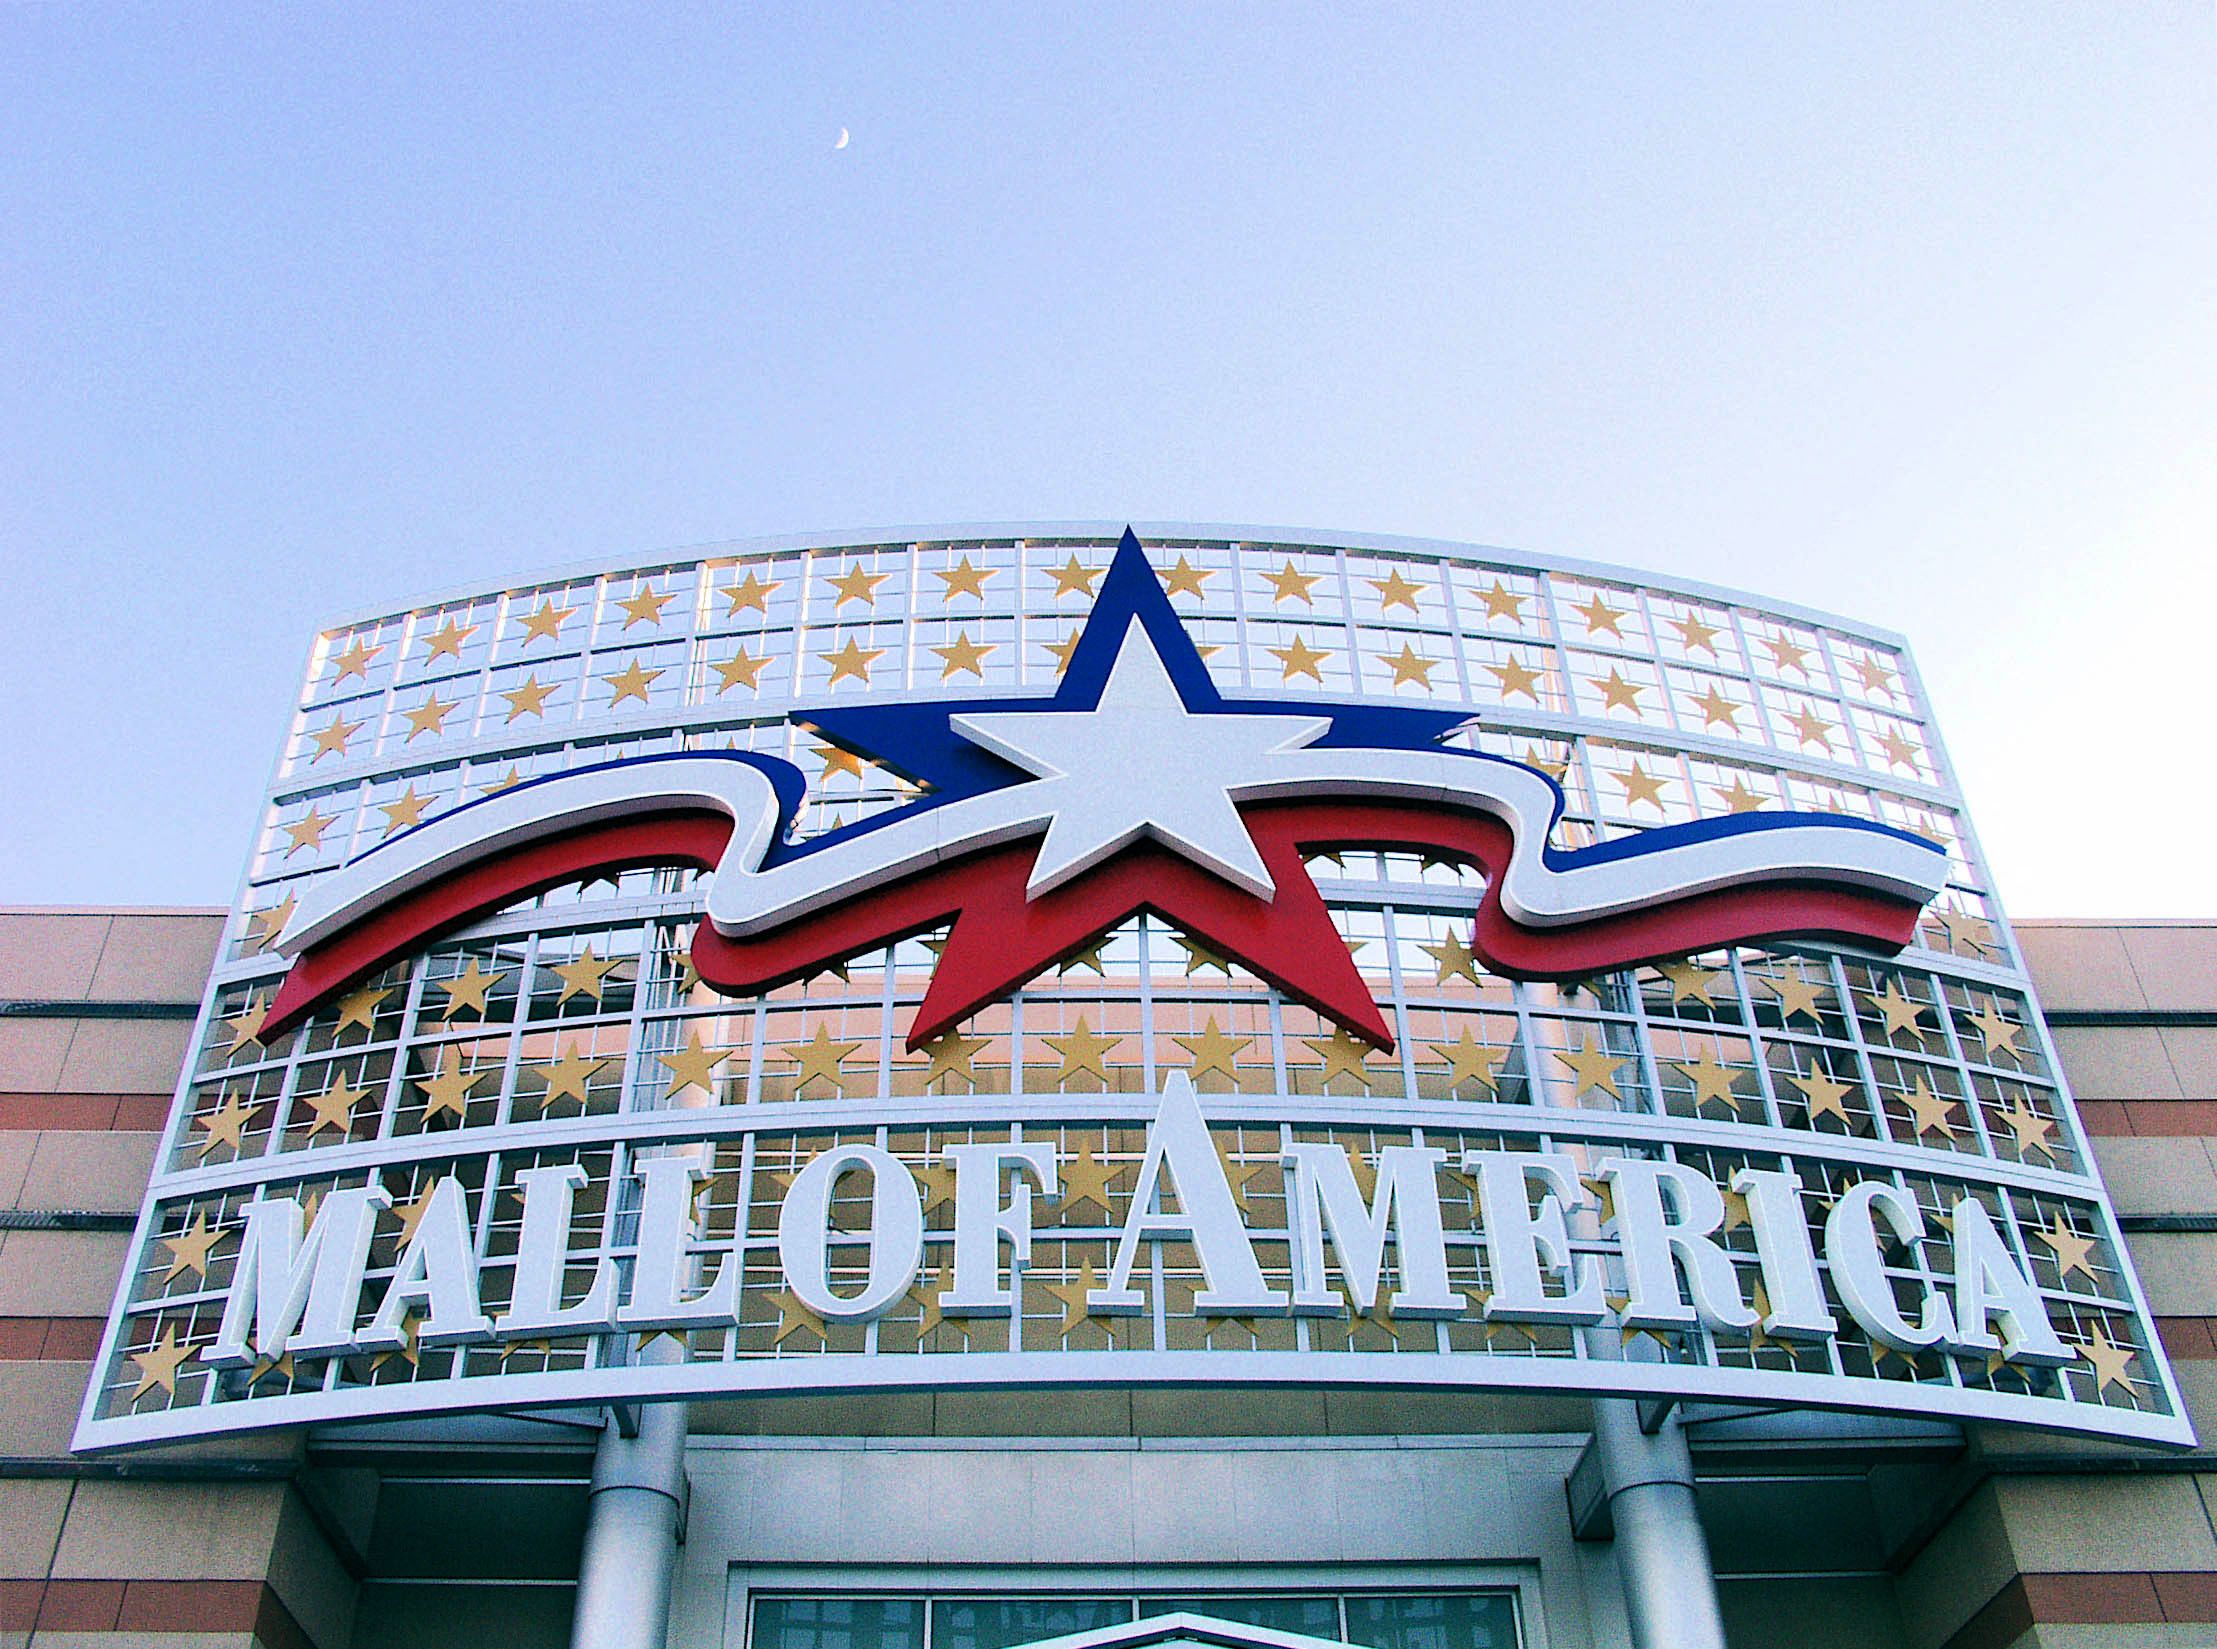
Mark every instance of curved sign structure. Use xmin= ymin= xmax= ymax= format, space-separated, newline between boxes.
xmin=76 ymin=525 xmax=2190 ymax=1449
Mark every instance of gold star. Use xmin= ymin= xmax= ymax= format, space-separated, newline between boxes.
xmin=2040 ymin=1217 xmax=2099 ymax=1283
xmin=933 ymin=632 xmax=995 ymax=680
xmin=790 ymin=1025 xmax=863 ymax=1096
xmin=603 ymin=658 xmax=664 ymax=706
xmin=1865 ymin=981 xmax=1928 ymax=1040
xmin=416 ymin=1050 xmax=482 ymax=1120
xmin=368 ymin=1309 xmax=422 ymax=1370
xmin=302 ymin=1077 xmax=370 ymax=1137
xmin=550 ymin=946 xmax=620 ymax=1004
xmin=1713 ymin=777 xmax=1768 ymax=814
xmin=1427 ymin=1029 xmax=1504 ymax=1093
xmin=162 ymin=1214 xmax=223 ymax=1280
xmin=499 ymin=674 xmax=555 ymax=721
xmin=1853 ymin=654 xmax=1897 ymax=695
xmin=658 ymin=1032 xmax=727 ymax=1098
xmin=769 ymin=1289 xmax=829 ymax=1346
xmin=1176 ymin=935 xmax=1233 ymax=975
xmin=1999 ymin=1099 xmax=2056 ymax=1160
xmin=723 ymin=569 xmax=779 ymax=616
xmin=821 ymin=564 xmax=884 ymax=608
xmin=1616 ymin=762 xmax=1668 ymax=811
xmin=402 ymin=694 xmax=459 ymax=740
xmin=1765 ymin=634 xmax=1812 ymax=675
xmin=920 ymin=1030 xmax=990 ymax=1089
xmin=1046 ymin=556 xmax=1102 ymax=599
xmin=1768 ymin=969 xmax=1827 ymax=1022
xmin=1939 ymin=907 xmax=1994 ymax=955
xmin=617 ymin=584 xmax=673 ymax=628
xmin=1173 ymin=1017 xmax=1251 ymax=1085
xmin=1575 ymin=594 xmax=1627 ymax=637
xmin=1381 ymin=643 xmax=1437 ymax=688
xmin=1304 ymin=1028 xmax=1377 ymax=1088
xmin=1488 ymin=656 xmax=1544 ymax=701
xmin=1369 ymin=569 xmax=1426 ymax=610
xmin=1654 ymin=961 xmax=1720 ymax=1006
xmin=375 ymin=786 xmax=431 ymax=836
xmin=1043 ymin=1017 xmax=1120 ymax=1086
xmin=1876 ymin=729 xmax=1921 ymax=771
xmin=194 ymin=1091 xmax=257 ymax=1157
xmin=1058 ymin=938 xmax=1110 ymax=975
xmin=330 ymin=636 xmax=382 ymax=681
xmin=1675 ymin=1054 xmax=1742 ymax=1115
xmin=516 ymin=597 xmax=577 ymax=645
xmin=1673 ymin=614 xmax=1722 ymax=655
xmin=911 ymin=1263 xmax=960 ymax=1336
xmin=1788 ymin=706 xmax=1835 ymax=751
xmin=246 ymin=894 xmax=297 ymax=952
xmin=531 ymin=1043 xmax=610 ymax=1109
xmin=821 ymin=637 xmax=885 ymax=685
xmin=283 ymin=808 xmax=335 ymax=856
xmin=420 ymin=616 xmax=476 ymax=660
xmin=2078 ymin=1322 xmax=2140 ymax=1394
xmin=813 ymin=743 xmax=866 ymax=780
xmin=1590 ymin=668 xmax=1644 ymax=713
xmin=437 ymin=959 xmax=504 ymax=1020
xmin=480 ymin=765 xmax=525 ymax=796
xmin=1270 ymin=636 xmax=1331 ymax=682
xmin=1056 ymin=1144 xmax=1119 ymax=1218
xmin=1477 ymin=579 xmax=1525 ymax=623
xmin=1161 ymin=555 xmax=1213 ymax=598
xmin=1688 ymin=686 xmax=1741 ymax=730
xmin=713 ymin=647 xmax=769 ymax=693
xmin=936 ymin=555 xmax=995 ymax=599
xmin=1421 ymin=928 xmax=1484 ymax=986
xmin=1966 ymin=1001 xmax=2027 ymax=1064
xmin=1899 ymin=1076 xmax=1958 ymax=1139
xmin=1557 ymin=1039 xmax=1623 ymax=1100
xmin=1042 ymin=631 xmax=1082 ymax=675
xmin=334 ymin=984 xmax=391 ymax=1034
xmin=224 ymin=996 xmax=271 ymax=1050
xmin=1264 ymin=561 xmax=1321 ymax=604
xmin=1045 ymin=1254 xmax=1103 ymax=1334
xmin=130 ymin=1327 xmax=193 ymax=1398
xmin=309 ymin=712 xmax=363 ymax=761
xmin=1722 ymin=1187 xmax=1752 ymax=1234
xmin=1787 ymin=1065 xmax=1856 ymax=1125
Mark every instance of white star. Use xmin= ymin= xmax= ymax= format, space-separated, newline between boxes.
xmin=951 ymin=623 xmax=1328 ymax=899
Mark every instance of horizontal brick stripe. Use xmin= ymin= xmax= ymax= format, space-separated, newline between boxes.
xmin=0 ymin=1092 xmax=171 ymax=1131
xmin=2157 ymin=1317 xmax=2217 ymax=1358
xmin=0 ymin=1315 xmax=105 ymax=1359
xmin=0 ymin=1577 xmax=314 ymax=1645
xmin=2079 ymin=1099 xmax=2217 ymax=1136
xmin=1946 ymin=1571 xmax=2217 ymax=1649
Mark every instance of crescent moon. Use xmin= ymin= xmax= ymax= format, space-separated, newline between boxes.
xmin=834 ymin=127 xmax=850 ymax=150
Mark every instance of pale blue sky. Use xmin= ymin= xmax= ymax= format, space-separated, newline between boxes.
xmin=3 ymin=6 xmax=2212 ymax=915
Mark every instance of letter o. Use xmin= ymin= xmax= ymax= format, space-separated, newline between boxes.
xmin=775 ymin=1145 xmax=925 ymax=1322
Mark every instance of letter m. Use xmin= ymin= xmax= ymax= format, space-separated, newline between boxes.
xmin=1282 ymin=1143 xmax=1459 ymax=1318
xmin=207 ymin=1185 xmax=391 ymax=1365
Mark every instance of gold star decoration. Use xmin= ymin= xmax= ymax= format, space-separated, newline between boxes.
xmin=1056 ymin=1143 xmax=1119 ymax=1218
xmin=1787 ymin=706 xmax=1834 ymax=751
xmin=334 ymin=984 xmax=391 ymax=1034
xmin=309 ymin=712 xmax=363 ymax=761
xmin=1042 ymin=1017 xmax=1120 ymax=1086
xmin=1765 ymin=634 xmax=1812 ymax=675
xmin=377 ymin=787 xmax=431 ymax=836
xmin=1264 ymin=561 xmax=1321 ymax=604
xmin=1713 ymin=777 xmax=1767 ymax=815
xmin=403 ymin=694 xmax=459 ymax=740
xmin=480 ymin=766 xmax=526 ymax=796
xmin=1173 ymin=1017 xmax=1251 ymax=1086
xmin=1269 ymin=636 xmax=1331 ymax=682
xmin=1616 ymin=762 xmax=1668 ymax=811
xmin=1965 ymin=1001 xmax=2028 ymax=1064
xmin=194 ymin=1091 xmax=258 ymax=1157
xmin=658 ymin=1032 xmax=727 ymax=1098
xmin=416 ymin=1050 xmax=482 ymax=1121
xmin=1768 ymin=969 xmax=1827 ymax=1023
xmin=1046 ymin=556 xmax=1102 ymax=599
xmin=933 ymin=632 xmax=995 ymax=680
xmin=437 ymin=959 xmax=504 ymax=1020
xmin=420 ymin=616 xmax=477 ymax=660
xmin=551 ymin=946 xmax=621 ymax=1004
xmin=769 ymin=1288 xmax=829 ymax=1346
xmin=1786 ymin=1065 xmax=1856 ymax=1126
xmin=1998 ymin=1099 xmax=2056 ymax=1160
xmin=1427 ymin=1029 xmax=1504 ymax=1093
xmin=603 ymin=658 xmax=664 ymax=706
xmin=246 ymin=894 xmax=297 ymax=952
xmin=1853 ymin=654 xmax=1897 ymax=696
xmin=1673 ymin=613 xmax=1723 ymax=655
xmin=2078 ymin=1321 xmax=2140 ymax=1395
xmin=516 ymin=597 xmax=578 ymax=645
xmin=617 ymin=584 xmax=673 ymax=628
xmin=1477 ymin=579 xmax=1525 ymax=623
xmin=815 ymin=743 xmax=866 ymax=779
xmin=1938 ymin=907 xmax=1994 ymax=956
xmin=502 ymin=675 xmax=556 ymax=721
xmin=1421 ymin=928 xmax=1484 ymax=986
xmin=713 ymin=648 xmax=769 ymax=693
xmin=937 ymin=555 xmax=994 ymax=599
xmin=1864 ymin=981 xmax=1929 ymax=1040
xmin=723 ymin=569 xmax=779 ymax=615
xmin=1042 ymin=632 xmax=1082 ymax=675
xmin=2040 ymin=1216 xmax=2099 ymax=1283
xmin=1304 ymin=1028 xmax=1377 ymax=1089
xmin=1160 ymin=555 xmax=1213 ymax=598
xmin=790 ymin=1025 xmax=863 ymax=1096
xmin=827 ymin=564 xmax=889 ymax=607
xmin=1175 ymin=935 xmax=1233 ymax=975
xmin=302 ymin=1077 xmax=371 ymax=1138
xmin=1575 ymin=594 xmax=1627 ymax=637
xmin=1556 ymin=1039 xmax=1624 ymax=1100
xmin=283 ymin=807 xmax=335 ymax=856
xmin=1488 ymin=656 xmax=1544 ymax=701
xmin=1900 ymin=1076 xmax=1959 ymax=1140
xmin=1689 ymin=686 xmax=1741 ymax=730
xmin=330 ymin=636 xmax=382 ymax=681
xmin=162 ymin=1213 xmax=223 ymax=1280
xmin=1674 ymin=1054 xmax=1742 ymax=1115
xmin=1656 ymin=960 xmax=1721 ymax=1006
xmin=911 ymin=1263 xmax=961 ymax=1337
xmin=1589 ymin=668 xmax=1644 ymax=714
xmin=1044 ymin=1255 xmax=1103 ymax=1334
xmin=1369 ymin=569 xmax=1426 ymax=610
xmin=531 ymin=1043 xmax=610 ymax=1110
xmin=224 ymin=996 xmax=271 ymax=1050
xmin=1875 ymin=729 xmax=1921 ymax=771
xmin=920 ymin=1030 xmax=990 ymax=1089
xmin=1381 ymin=643 xmax=1437 ymax=688
xmin=130 ymin=1327 xmax=194 ymax=1399
xmin=1058 ymin=938 xmax=1110 ymax=975
xmin=821 ymin=637 xmax=885 ymax=685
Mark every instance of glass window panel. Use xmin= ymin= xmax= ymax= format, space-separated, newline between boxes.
xmin=1146 ymin=1596 xmax=1345 ymax=1638
xmin=932 ymin=1598 xmax=1131 ymax=1649
xmin=1345 ymin=1593 xmax=1519 ymax=1649
xmin=752 ymin=1597 xmax=925 ymax=1649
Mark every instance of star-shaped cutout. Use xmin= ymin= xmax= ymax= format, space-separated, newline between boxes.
xmin=1173 ymin=1017 xmax=1251 ymax=1086
xmin=1160 ymin=555 xmax=1213 ymax=598
xmin=617 ymin=584 xmax=673 ymax=628
xmin=821 ymin=637 xmax=885 ymax=685
xmin=933 ymin=632 xmax=995 ymax=680
xmin=937 ymin=555 xmax=995 ymax=600
xmin=1369 ymin=569 xmax=1426 ymax=610
xmin=1263 ymin=561 xmax=1321 ymax=604
xmin=130 ymin=1327 xmax=194 ymax=1399
xmin=1488 ymin=656 xmax=1544 ymax=701
xmin=723 ymin=569 xmax=780 ymax=615
xmin=480 ymin=765 xmax=526 ymax=796
xmin=658 ymin=1032 xmax=727 ymax=1098
xmin=162 ymin=1213 xmax=224 ymax=1280
xmin=714 ymin=648 xmax=769 ymax=693
xmin=790 ymin=1025 xmax=862 ymax=1095
xmin=330 ymin=636 xmax=382 ymax=681
xmin=309 ymin=712 xmax=363 ymax=761
xmin=1938 ymin=907 xmax=1995 ymax=956
xmin=1046 ymin=556 xmax=1102 ymax=599
xmin=1269 ymin=635 xmax=1332 ymax=683
xmin=1427 ymin=1029 xmax=1503 ymax=1093
xmin=910 ymin=1263 xmax=961 ymax=1337
xmin=551 ymin=946 xmax=621 ymax=1003
xmin=437 ymin=958 xmax=504 ymax=1019
xmin=516 ymin=597 xmax=577 ymax=644
xmin=603 ymin=659 xmax=664 ymax=706
xmin=1042 ymin=1017 xmax=1120 ymax=1086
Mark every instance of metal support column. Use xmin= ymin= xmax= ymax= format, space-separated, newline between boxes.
xmin=569 ymin=1392 xmax=689 ymax=1649
xmin=1590 ymin=1398 xmax=1728 ymax=1649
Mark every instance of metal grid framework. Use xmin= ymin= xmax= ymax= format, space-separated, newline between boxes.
xmin=74 ymin=525 xmax=2188 ymax=1449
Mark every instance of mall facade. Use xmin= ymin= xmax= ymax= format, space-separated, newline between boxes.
xmin=4 ymin=526 xmax=2213 ymax=1649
